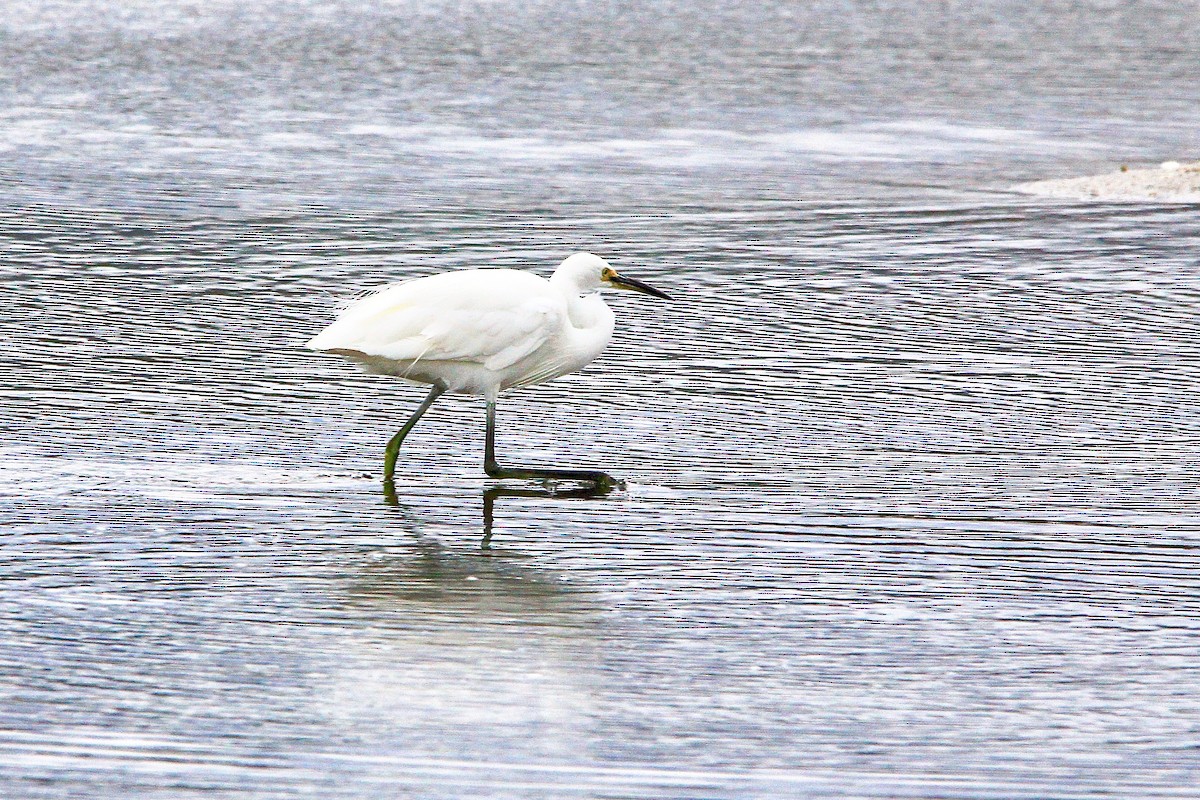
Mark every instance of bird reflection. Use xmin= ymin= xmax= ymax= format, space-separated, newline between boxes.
xmin=383 ymin=480 xmax=615 ymax=549
xmin=337 ymin=496 xmax=603 ymax=758
xmin=354 ymin=485 xmax=607 ymax=621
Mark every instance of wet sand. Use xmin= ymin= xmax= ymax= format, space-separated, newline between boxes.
xmin=1015 ymin=161 xmax=1200 ymax=201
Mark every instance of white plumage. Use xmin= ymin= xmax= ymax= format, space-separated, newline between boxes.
xmin=307 ymin=252 xmax=670 ymax=487
xmin=308 ymin=259 xmax=609 ymax=398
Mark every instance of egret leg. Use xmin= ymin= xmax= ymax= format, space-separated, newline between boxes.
xmin=383 ymin=384 xmax=445 ymax=486
xmin=483 ymin=400 xmax=622 ymax=492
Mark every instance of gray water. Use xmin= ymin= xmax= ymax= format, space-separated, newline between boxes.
xmin=3 ymin=1 xmax=1200 ymax=797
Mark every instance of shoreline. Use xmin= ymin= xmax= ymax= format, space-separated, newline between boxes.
xmin=1014 ymin=161 xmax=1200 ymax=202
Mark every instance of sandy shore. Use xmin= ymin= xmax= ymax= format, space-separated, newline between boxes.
xmin=1014 ymin=161 xmax=1200 ymax=201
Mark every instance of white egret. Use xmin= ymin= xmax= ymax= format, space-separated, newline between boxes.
xmin=307 ymin=252 xmax=671 ymax=490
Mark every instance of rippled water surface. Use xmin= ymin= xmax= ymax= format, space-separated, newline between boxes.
xmin=3 ymin=1 xmax=1200 ymax=797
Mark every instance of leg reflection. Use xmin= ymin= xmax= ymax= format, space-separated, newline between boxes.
xmin=382 ymin=479 xmax=401 ymax=507
xmin=482 ymin=484 xmax=612 ymax=549
xmin=381 ymin=480 xmax=616 ymax=548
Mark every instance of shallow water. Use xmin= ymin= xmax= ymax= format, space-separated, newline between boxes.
xmin=3 ymin=1 xmax=1200 ymax=798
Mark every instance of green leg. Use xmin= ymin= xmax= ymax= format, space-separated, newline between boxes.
xmin=483 ymin=399 xmax=622 ymax=492
xmin=383 ymin=384 xmax=445 ymax=486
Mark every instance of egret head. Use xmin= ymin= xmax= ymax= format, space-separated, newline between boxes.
xmin=555 ymin=252 xmax=671 ymax=300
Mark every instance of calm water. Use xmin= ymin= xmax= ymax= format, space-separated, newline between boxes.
xmin=3 ymin=1 xmax=1200 ymax=797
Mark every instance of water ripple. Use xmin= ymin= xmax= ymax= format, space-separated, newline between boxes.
xmin=4 ymin=1 xmax=1200 ymax=798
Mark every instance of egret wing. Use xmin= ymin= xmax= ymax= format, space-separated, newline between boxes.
xmin=307 ymin=269 xmax=564 ymax=370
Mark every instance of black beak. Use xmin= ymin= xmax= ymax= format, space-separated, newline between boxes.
xmin=609 ymin=272 xmax=671 ymax=300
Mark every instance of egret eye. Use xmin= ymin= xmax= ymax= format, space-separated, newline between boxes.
xmin=601 ymin=267 xmax=615 ymax=281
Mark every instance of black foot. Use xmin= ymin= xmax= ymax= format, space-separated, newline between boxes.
xmin=484 ymin=462 xmax=624 ymax=493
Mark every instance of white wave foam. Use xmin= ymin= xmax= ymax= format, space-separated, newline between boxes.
xmin=342 ymin=119 xmax=1079 ymax=167
xmin=0 ymin=450 xmax=364 ymax=501
xmin=258 ymin=132 xmax=334 ymax=150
